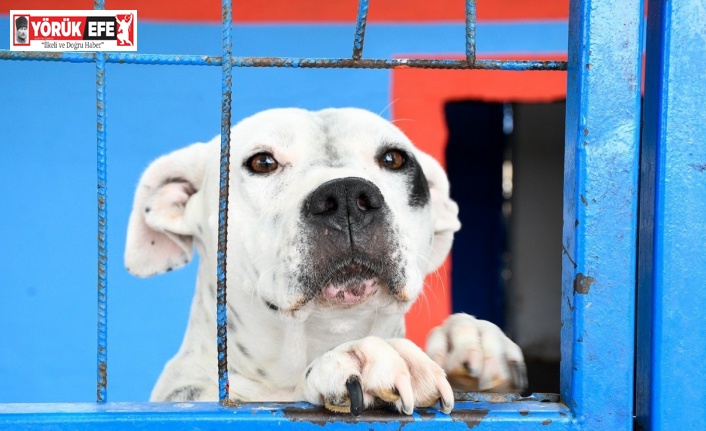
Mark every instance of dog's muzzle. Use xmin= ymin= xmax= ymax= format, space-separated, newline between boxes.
xmin=300 ymin=177 xmax=402 ymax=304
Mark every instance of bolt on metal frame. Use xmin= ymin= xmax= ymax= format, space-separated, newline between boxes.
xmin=2 ymin=0 xmax=704 ymax=429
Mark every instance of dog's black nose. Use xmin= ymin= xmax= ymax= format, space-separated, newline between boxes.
xmin=306 ymin=177 xmax=384 ymax=232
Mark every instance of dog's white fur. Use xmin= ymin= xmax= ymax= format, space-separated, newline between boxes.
xmin=125 ymin=108 xmax=525 ymax=414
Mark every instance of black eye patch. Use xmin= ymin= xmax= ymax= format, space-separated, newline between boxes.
xmin=375 ymin=145 xmax=430 ymax=207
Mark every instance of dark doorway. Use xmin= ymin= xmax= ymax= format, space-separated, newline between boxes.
xmin=445 ymin=100 xmax=566 ymax=394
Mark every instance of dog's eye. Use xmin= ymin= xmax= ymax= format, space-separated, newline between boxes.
xmin=246 ymin=152 xmax=279 ymax=174
xmin=379 ymin=149 xmax=407 ymax=171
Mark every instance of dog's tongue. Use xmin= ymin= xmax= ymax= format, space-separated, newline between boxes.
xmin=323 ymin=280 xmax=377 ymax=304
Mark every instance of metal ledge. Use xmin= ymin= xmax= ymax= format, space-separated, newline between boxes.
xmin=0 ymin=397 xmax=573 ymax=430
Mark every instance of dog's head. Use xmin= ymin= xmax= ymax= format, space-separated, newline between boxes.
xmin=125 ymin=108 xmax=460 ymax=318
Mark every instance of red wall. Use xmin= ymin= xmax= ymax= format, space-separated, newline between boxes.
xmin=395 ymin=54 xmax=567 ymax=344
xmin=2 ymin=0 xmax=568 ymax=22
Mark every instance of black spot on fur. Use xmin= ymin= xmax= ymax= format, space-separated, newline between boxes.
xmin=166 ymin=267 xmax=173 ymax=272
xmin=144 ymin=207 xmax=151 ymax=213
xmin=236 ymin=342 xmax=251 ymax=358
xmin=151 ymin=240 xmax=155 ymax=246
xmin=164 ymin=386 xmax=203 ymax=401
xmin=227 ymin=319 xmax=238 ymax=333
xmin=406 ymin=153 xmax=431 ymax=207
xmin=231 ymin=308 xmax=243 ymax=325
xmin=257 ymin=368 xmax=267 ymax=377
xmin=305 ymin=366 xmax=313 ymax=379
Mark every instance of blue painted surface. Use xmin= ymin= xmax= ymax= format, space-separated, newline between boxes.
xmin=0 ymin=19 xmax=568 ymax=404
xmin=0 ymin=400 xmax=574 ymax=430
xmin=561 ymin=0 xmax=642 ymax=430
xmin=637 ymin=0 xmax=706 ymax=429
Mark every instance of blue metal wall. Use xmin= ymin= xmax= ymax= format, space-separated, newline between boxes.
xmin=637 ymin=0 xmax=706 ymax=429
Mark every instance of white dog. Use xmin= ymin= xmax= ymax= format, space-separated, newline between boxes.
xmin=125 ymin=108 xmax=526 ymax=415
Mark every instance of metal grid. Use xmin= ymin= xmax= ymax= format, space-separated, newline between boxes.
xmin=0 ymin=0 xmax=567 ymax=405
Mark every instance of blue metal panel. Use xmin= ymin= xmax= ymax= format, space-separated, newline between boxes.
xmin=637 ymin=0 xmax=706 ymax=429
xmin=562 ymin=0 xmax=643 ymax=429
xmin=0 ymin=400 xmax=573 ymax=431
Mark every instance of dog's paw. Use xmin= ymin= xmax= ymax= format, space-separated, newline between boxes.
xmin=426 ymin=313 xmax=527 ymax=393
xmin=300 ymin=336 xmax=454 ymax=416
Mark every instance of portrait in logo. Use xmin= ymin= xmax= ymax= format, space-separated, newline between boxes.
xmin=14 ymin=15 xmax=29 ymax=45
xmin=115 ymin=13 xmax=134 ymax=46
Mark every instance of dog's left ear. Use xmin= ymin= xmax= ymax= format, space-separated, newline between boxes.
xmin=125 ymin=142 xmax=212 ymax=277
xmin=414 ymin=150 xmax=461 ymax=273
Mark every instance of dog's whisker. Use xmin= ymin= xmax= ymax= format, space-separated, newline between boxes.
xmin=388 ymin=118 xmax=415 ymax=124
xmin=377 ymin=98 xmax=399 ymax=118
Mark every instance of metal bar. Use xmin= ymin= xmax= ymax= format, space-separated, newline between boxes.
xmin=561 ymin=0 xmax=643 ymax=429
xmin=352 ymin=0 xmax=369 ymax=60
xmin=465 ymin=0 xmax=476 ymax=65
xmin=0 ymin=401 xmax=574 ymax=430
xmin=94 ymin=0 xmax=107 ymax=405
xmin=0 ymin=51 xmax=567 ymax=70
xmin=636 ymin=0 xmax=706 ymax=429
xmin=217 ymin=0 xmax=234 ymax=405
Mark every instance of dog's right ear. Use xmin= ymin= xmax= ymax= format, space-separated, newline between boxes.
xmin=125 ymin=142 xmax=212 ymax=277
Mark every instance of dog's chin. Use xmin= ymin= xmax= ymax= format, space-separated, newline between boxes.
xmin=321 ymin=279 xmax=379 ymax=305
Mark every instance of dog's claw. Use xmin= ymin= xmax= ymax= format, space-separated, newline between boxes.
xmin=346 ymin=376 xmax=364 ymax=416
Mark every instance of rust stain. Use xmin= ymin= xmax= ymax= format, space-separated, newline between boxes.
xmin=543 ymin=418 xmax=553 ymax=425
xmin=574 ymin=273 xmax=595 ymax=294
xmin=688 ymin=163 xmax=706 ymax=172
xmin=282 ymin=406 xmax=490 ymax=428
xmin=96 ymin=360 xmax=107 ymax=402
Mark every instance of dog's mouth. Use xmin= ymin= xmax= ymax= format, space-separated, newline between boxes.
xmin=317 ymin=259 xmax=384 ymax=305
xmin=322 ymin=279 xmax=378 ymax=304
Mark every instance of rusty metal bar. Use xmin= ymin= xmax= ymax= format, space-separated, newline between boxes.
xmin=0 ymin=51 xmax=567 ymax=70
xmin=352 ymin=0 xmax=369 ymax=60
xmin=94 ymin=0 xmax=108 ymax=404
xmin=465 ymin=0 xmax=477 ymax=65
xmin=217 ymin=0 xmax=234 ymax=405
